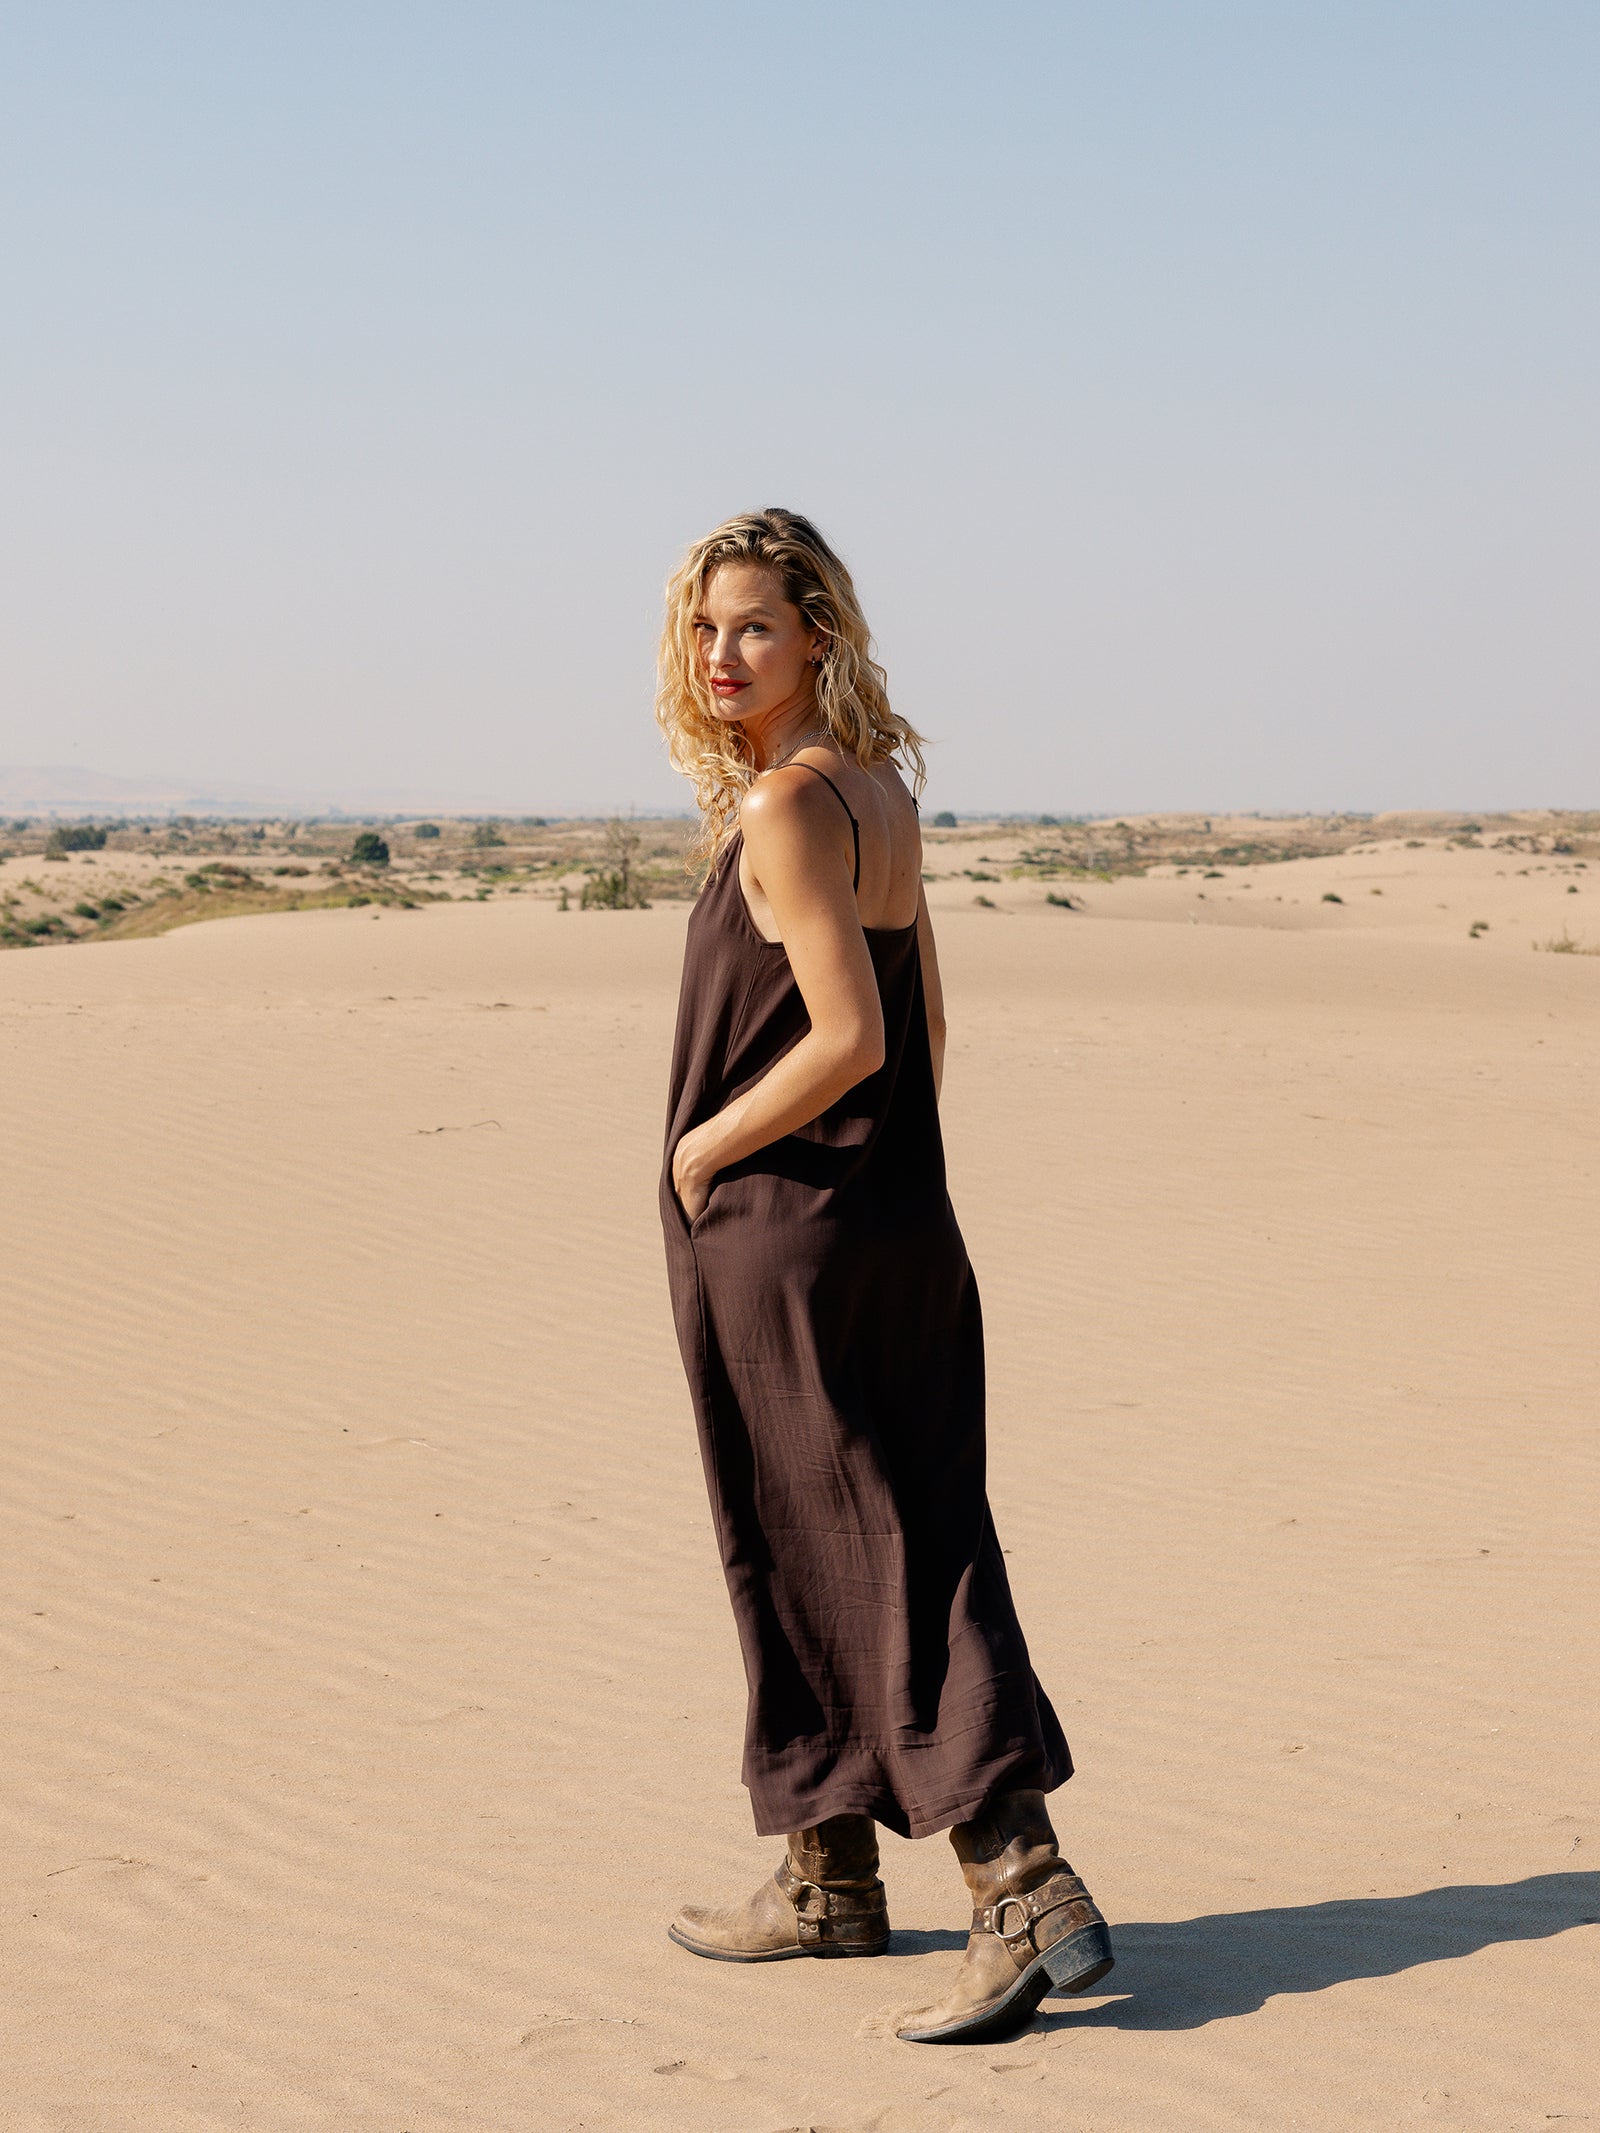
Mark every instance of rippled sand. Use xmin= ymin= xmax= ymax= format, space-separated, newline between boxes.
xmin=4 ymin=843 xmax=1596 ymax=2130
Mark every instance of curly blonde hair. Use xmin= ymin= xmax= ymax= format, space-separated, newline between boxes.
xmin=656 ymin=508 xmax=927 ymax=865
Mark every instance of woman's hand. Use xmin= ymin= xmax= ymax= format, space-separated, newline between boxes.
xmin=672 ymin=1122 xmax=719 ymax=1223
xmin=666 ymin=766 xmax=890 ymax=1220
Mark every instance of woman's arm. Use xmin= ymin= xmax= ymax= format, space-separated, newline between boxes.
xmin=916 ymin=884 xmax=947 ymax=1100
xmin=671 ymin=773 xmax=884 ymax=1220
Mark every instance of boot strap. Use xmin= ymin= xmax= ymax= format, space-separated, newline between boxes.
xmin=972 ymin=1872 xmax=1091 ymax=1955
xmin=776 ymin=1858 xmax=883 ymax=1947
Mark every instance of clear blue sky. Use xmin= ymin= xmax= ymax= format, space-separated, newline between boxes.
xmin=2 ymin=3 xmax=1595 ymax=815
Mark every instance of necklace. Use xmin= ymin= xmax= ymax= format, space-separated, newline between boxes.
xmin=764 ymin=724 xmax=831 ymax=775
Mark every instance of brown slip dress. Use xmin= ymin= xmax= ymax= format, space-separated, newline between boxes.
xmin=660 ymin=764 xmax=1071 ymax=1839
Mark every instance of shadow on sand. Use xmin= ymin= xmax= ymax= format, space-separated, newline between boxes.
xmin=896 ymin=1872 xmax=1599 ymax=2032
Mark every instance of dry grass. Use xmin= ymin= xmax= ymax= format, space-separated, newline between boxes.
xmin=96 ymin=878 xmax=434 ymax=941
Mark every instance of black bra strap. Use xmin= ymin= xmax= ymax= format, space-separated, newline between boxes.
xmin=785 ymin=760 xmax=861 ymax=891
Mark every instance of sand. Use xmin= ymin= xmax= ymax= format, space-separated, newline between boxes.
xmin=2 ymin=843 xmax=1596 ymax=2131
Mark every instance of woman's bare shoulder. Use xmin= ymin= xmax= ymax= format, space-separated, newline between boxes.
xmin=739 ymin=764 xmax=857 ymax=865
xmin=741 ymin=762 xmax=837 ymax=827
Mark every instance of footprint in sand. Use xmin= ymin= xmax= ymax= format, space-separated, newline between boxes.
xmin=651 ymin=2057 xmax=741 ymax=2081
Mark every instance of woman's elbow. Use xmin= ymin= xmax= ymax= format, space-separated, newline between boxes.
xmin=834 ymin=1018 xmax=885 ymax=1083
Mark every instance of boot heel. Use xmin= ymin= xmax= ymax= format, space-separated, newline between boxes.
xmin=1042 ymin=1922 xmax=1114 ymax=1995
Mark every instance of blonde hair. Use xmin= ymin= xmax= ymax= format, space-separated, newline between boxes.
xmin=656 ymin=507 xmax=927 ymax=865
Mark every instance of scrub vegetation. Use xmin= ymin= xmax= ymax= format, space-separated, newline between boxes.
xmin=4 ymin=808 xmax=1597 ymax=952
xmin=916 ymin=810 xmax=1600 ymax=887
xmin=0 ymin=813 xmax=699 ymax=950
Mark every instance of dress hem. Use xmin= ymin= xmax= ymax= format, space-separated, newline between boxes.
xmin=745 ymin=1746 xmax=1074 ymax=1842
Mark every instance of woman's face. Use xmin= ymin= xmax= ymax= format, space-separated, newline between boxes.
xmin=694 ymin=563 xmax=823 ymax=732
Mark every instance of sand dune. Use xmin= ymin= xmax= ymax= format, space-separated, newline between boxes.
xmin=3 ymin=858 xmax=1596 ymax=2130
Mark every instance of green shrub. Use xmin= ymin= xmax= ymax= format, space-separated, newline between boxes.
xmin=349 ymin=832 xmax=390 ymax=866
xmin=1322 ymin=891 xmax=1343 ymax=904
xmin=45 ymin=824 xmax=108 ymax=853
xmin=931 ymin=810 xmax=957 ymax=829
xmin=469 ymin=821 xmax=504 ymax=848
xmin=413 ymin=822 xmax=442 ymax=840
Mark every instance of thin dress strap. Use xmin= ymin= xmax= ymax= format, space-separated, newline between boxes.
xmin=784 ymin=761 xmax=861 ymax=891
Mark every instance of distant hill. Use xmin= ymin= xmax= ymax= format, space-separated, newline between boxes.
xmin=0 ymin=766 xmax=585 ymax=819
xmin=0 ymin=763 xmax=678 ymax=819
xmin=0 ymin=765 xmax=284 ymax=815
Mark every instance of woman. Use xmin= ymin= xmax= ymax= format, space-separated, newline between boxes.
xmin=656 ymin=509 xmax=1112 ymax=2045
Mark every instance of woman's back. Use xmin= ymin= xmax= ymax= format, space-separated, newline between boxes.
xmin=738 ymin=749 xmax=922 ymax=943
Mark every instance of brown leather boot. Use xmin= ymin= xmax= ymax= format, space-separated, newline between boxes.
xmin=669 ymin=1814 xmax=890 ymax=1962
xmin=896 ymin=1791 xmax=1112 ymax=2043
